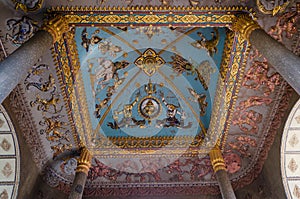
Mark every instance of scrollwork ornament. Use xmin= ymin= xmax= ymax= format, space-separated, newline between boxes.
xmin=76 ymin=147 xmax=93 ymax=175
xmin=231 ymin=14 xmax=261 ymax=41
xmin=12 ymin=0 xmax=44 ymax=13
xmin=256 ymin=0 xmax=290 ymax=16
xmin=41 ymin=16 xmax=69 ymax=43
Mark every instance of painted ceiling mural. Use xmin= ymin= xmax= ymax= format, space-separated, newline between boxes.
xmin=73 ymin=26 xmax=226 ymax=156
xmin=0 ymin=0 xmax=299 ymax=198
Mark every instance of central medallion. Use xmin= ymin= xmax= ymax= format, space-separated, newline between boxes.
xmin=139 ymin=96 xmax=161 ymax=120
xmin=134 ymin=48 xmax=165 ymax=76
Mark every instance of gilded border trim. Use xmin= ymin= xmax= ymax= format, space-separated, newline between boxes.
xmin=48 ymin=6 xmax=254 ymax=27
xmin=219 ymin=33 xmax=250 ymax=149
xmin=49 ymin=6 xmax=253 ymax=12
xmin=52 ymin=34 xmax=80 ymax=147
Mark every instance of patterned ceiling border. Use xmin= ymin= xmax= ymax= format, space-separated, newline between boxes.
xmin=48 ymin=6 xmax=254 ymax=27
xmin=8 ymin=85 xmax=48 ymax=169
xmin=50 ymin=7 xmax=251 ymax=157
xmin=231 ymin=83 xmax=293 ymax=189
xmin=49 ymin=5 xmax=253 ymax=12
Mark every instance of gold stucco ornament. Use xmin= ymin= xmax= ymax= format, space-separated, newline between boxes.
xmin=209 ymin=145 xmax=226 ymax=172
xmin=42 ymin=16 xmax=69 ymax=43
xmin=76 ymin=147 xmax=93 ymax=175
xmin=231 ymin=14 xmax=261 ymax=41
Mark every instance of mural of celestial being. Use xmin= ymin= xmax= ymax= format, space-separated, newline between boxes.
xmin=74 ymin=26 xmax=226 ymax=148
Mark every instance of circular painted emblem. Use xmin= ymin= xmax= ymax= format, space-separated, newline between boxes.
xmin=138 ymin=96 xmax=161 ymax=120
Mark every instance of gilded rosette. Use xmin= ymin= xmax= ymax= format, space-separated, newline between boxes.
xmin=76 ymin=147 xmax=93 ymax=175
xmin=231 ymin=14 xmax=261 ymax=41
xmin=42 ymin=16 xmax=69 ymax=43
xmin=209 ymin=145 xmax=226 ymax=173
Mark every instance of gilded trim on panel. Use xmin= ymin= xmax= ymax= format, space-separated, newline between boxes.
xmin=220 ymin=34 xmax=250 ymax=149
xmin=52 ymin=33 xmax=80 ymax=147
xmin=47 ymin=6 xmax=254 ymax=27
xmin=49 ymin=6 xmax=252 ymax=12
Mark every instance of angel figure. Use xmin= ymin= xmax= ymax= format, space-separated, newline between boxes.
xmin=188 ymin=88 xmax=208 ymax=116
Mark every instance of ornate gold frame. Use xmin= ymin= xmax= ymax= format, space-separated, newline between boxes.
xmin=50 ymin=6 xmax=252 ymax=157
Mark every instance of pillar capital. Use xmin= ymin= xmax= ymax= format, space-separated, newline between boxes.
xmin=41 ymin=16 xmax=69 ymax=43
xmin=209 ymin=145 xmax=226 ymax=173
xmin=76 ymin=147 xmax=93 ymax=175
xmin=231 ymin=14 xmax=261 ymax=41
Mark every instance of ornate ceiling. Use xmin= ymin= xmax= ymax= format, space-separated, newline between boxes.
xmin=0 ymin=0 xmax=299 ymax=198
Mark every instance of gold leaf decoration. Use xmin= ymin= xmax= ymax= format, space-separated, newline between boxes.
xmin=134 ymin=48 xmax=165 ymax=76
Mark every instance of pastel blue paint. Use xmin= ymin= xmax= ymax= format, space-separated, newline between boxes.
xmin=74 ymin=26 xmax=227 ymax=139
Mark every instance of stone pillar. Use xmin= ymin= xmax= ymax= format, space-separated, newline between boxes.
xmin=0 ymin=16 xmax=68 ymax=103
xmin=209 ymin=146 xmax=236 ymax=199
xmin=68 ymin=147 xmax=93 ymax=199
xmin=232 ymin=14 xmax=300 ymax=95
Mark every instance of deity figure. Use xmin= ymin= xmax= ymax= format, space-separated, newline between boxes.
xmin=107 ymin=93 xmax=145 ymax=129
xmin=191 ymin=28 xmax=220 ymax=56
xmin=81 ymin=28 xmax=102 ymax=52
xmin=188 ymin=88 xmax=208 ymax=116
xmin=156 ymin=92 xmax=192 ymax=129
xmin=243 ymin=60 xmax=280 ymax=96
xmin=268 ymin=7 xmax=299 ymax=42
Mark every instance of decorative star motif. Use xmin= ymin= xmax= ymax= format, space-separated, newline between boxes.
xmin=134 ymin=48 xmax=165 ymax=76
xmin=289 ymin=134 xmax=299 ymax=147
xmin=288 ymin=158 xmax=298 ymax=173
xmin=2 ymin=162 xmax=12 ymax=178
xmin=0 ymin=138 xmax=11 ymax=151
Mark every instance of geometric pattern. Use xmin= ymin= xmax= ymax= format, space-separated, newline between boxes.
xmin=0 ymin=105 xmax=20 ymax=199
xmin=281 ymin=99 xmax=300 ymax=199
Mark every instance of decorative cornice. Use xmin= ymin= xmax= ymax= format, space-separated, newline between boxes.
xmin=76 ymin=147 xmax=93 ymax=175
xmin=49 ymin=5 xmax=252 ymax=12
xmin=209 ymin=145 xmax=226 ymax=173
xmin=41 ymin=16 xmax=69 ymax=43
xmin=231 ymin=14 xmax=261 ymax=41
xmin=45 ymin=6 xmax=255 ymax=28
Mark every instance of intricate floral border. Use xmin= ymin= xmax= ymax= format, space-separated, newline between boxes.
xmin=8 ymin=85 xmax=47 ymax=169
xmin=231 ymin=83 xmax=293 ymax=189
xmin=48 ymin=6 xmax=255 ymax=27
